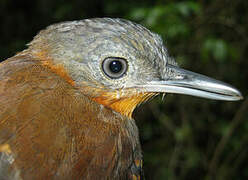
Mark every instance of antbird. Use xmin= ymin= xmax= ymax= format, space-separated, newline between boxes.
xmin=0 ymin=18 xmax=242 ymax=179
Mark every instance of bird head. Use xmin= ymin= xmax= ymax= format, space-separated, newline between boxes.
xmin=28 ymin=18 xmax=242 ymax=118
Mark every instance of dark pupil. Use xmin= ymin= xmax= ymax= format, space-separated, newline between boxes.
xmin=109 ymin=60 xmax=122 ymax=73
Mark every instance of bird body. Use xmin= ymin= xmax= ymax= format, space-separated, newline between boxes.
xmin=0 ymin=53 xmax=143 ymax=179
xmin=0 ymin=18 xmax=242 ymax=179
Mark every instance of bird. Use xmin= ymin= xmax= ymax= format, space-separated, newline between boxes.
xmin=0 ymin=18 xmax=242 ymax=180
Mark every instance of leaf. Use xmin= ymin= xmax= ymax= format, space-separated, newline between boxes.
xmin=202 ymin=38 xmax=228 ymax=62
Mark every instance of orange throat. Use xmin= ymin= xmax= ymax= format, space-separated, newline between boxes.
xmin=92 ymin=91 xmax=156 ymax=118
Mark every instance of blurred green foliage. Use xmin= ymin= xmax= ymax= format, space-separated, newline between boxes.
xmin=128 ymin=2 xmax=201 ymax=39
xmin=0 ymin=0 xmax=247 ymax=179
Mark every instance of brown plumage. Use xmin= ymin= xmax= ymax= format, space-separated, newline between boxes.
xmin=0 ymin=18 xmax=242 ymax=179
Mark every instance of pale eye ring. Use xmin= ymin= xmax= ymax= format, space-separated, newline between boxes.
xmin=102 ymin=57 xmax=128 ymax=79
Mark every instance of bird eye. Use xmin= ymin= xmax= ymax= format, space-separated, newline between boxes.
xmin=102 ymin=57 xmax=128 ymax=79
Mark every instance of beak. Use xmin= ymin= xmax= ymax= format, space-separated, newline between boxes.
xmin=139 ymin=65 xmax=243 ymax=101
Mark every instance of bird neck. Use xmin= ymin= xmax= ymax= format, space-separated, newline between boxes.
xmin=91 ymin=90 xmax=156 ymax=118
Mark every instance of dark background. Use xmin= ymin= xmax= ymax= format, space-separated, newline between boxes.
xmin=0 ymin=0 xmax=247 ymax=179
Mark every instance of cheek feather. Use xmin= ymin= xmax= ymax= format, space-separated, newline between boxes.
xmin=32 ymin=50 xmax=157 ymax=119
xmin=33 ymin=51 xmax=76 ymax=86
